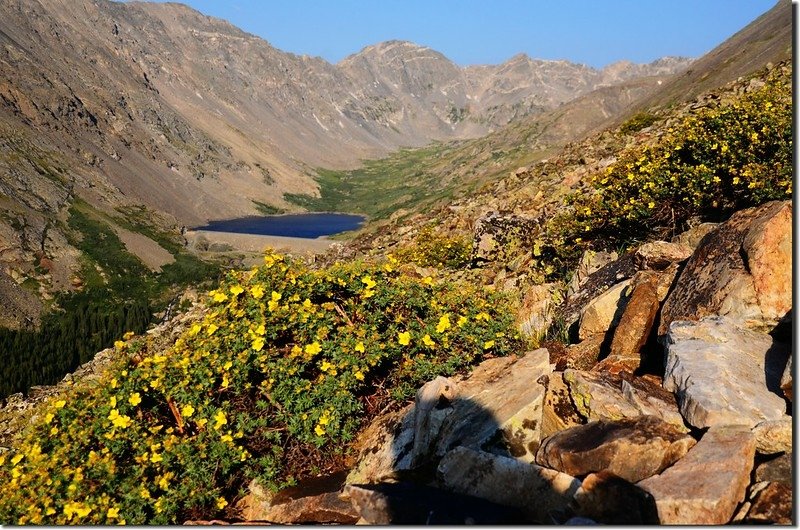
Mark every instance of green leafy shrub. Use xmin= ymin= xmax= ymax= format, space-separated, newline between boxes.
xmin=619 ymin=111 xmax=658 ymax=134
xmin=0 ymin=251 xmax=525 ymax=524
xmin=540 ymin=65 xmax=791 ymax=278
xmin=395 ymin=226 xmax=472 ymax=269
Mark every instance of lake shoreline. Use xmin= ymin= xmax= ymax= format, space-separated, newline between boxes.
xmin=186 ymin=230 xmax=337 ymax=256
xmin=193 ymin=212 xmax=366 ymax=239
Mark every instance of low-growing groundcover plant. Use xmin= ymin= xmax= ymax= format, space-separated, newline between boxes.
xmin=537 ymin=64 xmax=791 ymax=280
xmin=0 ymin=251 xmax=525 ymax=524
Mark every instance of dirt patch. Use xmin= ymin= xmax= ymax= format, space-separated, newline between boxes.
xmin=111 ymin=224 xmax=175 ymax=272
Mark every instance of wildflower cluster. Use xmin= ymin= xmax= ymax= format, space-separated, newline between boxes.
xmin=0 ymin=251 xmax=524 ymax=525
xmin=394 ymin=226 xmax=473 ymax=269
xmin=542 ymin=64 xmax=791 ymax=273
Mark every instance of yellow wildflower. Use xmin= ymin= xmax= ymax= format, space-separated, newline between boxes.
xmin=422 ymin=334 xmax=436 ymax=348
xmin=213 ymin=410 xmax=227 ymax=430
xmin=207 ymin=323 xmax=219 ymax=336
xmin=354 ymin=370 xmax=365 ymax=381
xmin=355 ymin=341 xmax=365 ymax=353
xmin=107 ymin=507 xmax=120 ymax=519
xmin=150 ymin=452 xmax=163 ymax=463
xmin=114 ymin=340 xmax=126 ymax=350
xmin=44 ymin=412 xmax=54 ymax=424
xmin=436 ymin=315 xmax=451 ymax=334
xmin=252 ymin=337 xmax=265 ymax=351
xmin=230 ymin=285 xmax=244 ymax=296
xmin=110 ymin=396 xmax=117 ymax=408
xmin=216 ymin=497 xmax=228 ymax=510
xmin=212 ymin=291 xmax=228 ymax=303
xmin=397 ymin=331 xmax=411 ymax=346
xmin=305 ymin=342 xmax=322 ymax=356
xmin=250 ymin=284 xmax=265 ymax=299
xmin=483 ymin=340 xmax=496 ymax=350
xmin=129 ymin=393 xmax=142 ymax=406
xmin=189 ymin=323 xmax=202 ymax=336
xmin=314 ymin=424 xmax=326 ymax=436
xmin=182 ymin=404 xmax=195 ymax=418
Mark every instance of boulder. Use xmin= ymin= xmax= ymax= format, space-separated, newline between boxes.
xmin=633 ymin=241 xmax=693 ymax=271
xmin=578 ymin=279 xmax=632 ymax=341
xmin=345 ymin=404 xmax=415 ymax=484
xmin=410 ymin=376 xmax=456 ymax=467
xmin=659 ymin=200 xmax=792 ymax=334
xmin=573 ymin=471 xmax=659 ymax=524
xmin=438 ymin=447 xmax=581 ymax=523
xmin=754 ymin=452 xmax=792 ymax=484
xmin=435 ymin=349 xmax=551 ymax=462
xmin=344 ymin=482 xmax=524 ymax=524
xmin=752 ymin=417 xmax=792 ymax=455
xmin=559 ymin=334 xmax=605 ymax=371
xmin=536 ymin=416 xmax=695 ymax=483
xmin=671 ymin=222 xmax=718 ymax=249
xmin=472 ymin=211 xmax=537 ymax=263
xmin=638 ymin=426 xmax=756 ymax=525
xmin=566 ymin=250 xmax=618 ymax=297
xmin=735 ymin=482 xmax=793 ymax=525
xmin=564 ymin=369 xmax=685 ymax=429
xmin=663 ymin=316 xmax=790 ymax=429
xmin=263 ymin=491 xmax=358 ymax=524
xmin=517 ymin=283 xmax=560 ymax=340
xmin=540 ymin=372 xmax=584 ymax=439
xmin=607 ymin=275 xmax=660 ymax=363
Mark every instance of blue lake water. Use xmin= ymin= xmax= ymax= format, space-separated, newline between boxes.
xmin=194 ymin=213 xmax=366 ymax=239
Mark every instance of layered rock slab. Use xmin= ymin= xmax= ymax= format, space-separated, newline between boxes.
xmin=536 ymin=415 xmax=695 ymax=482
xmin=663 ymin=316 xmax=789 ymax=429
xmin=638 ymin=426 xmax=756 ymax=524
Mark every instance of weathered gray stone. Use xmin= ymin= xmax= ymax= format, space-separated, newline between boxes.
xmin=754 ymin=452 xmax=792 ymax=484
xmin=752 ymin=417 xmax=792 ymax=455
xmin=573 ymin=471 xmax=659 ymax=524
xmin=436 ymin=349 xmax=551 ymax=462
xmin=410 ymin=376 xmax=455 ymax=467
xmin=345 ymin=404 xmax=415 ymax=485
xmin=663 ymin=316 xmax=790 ymax=429
xmin=438 ymin=447 xmax=581 ymax=522
xmin=638 ymin=426 xmax=756 ymax=525
xmin=564 ymin=370 xmax=685 ymax=429
xmin=578 ymin=279 xmax=632 ymax=340
xmin=633 ymin=240 xmax=693 ymax=271
xmin=660 ymin=200 xmax=792 ymax=334
xmin=536 ymin=416 xmax=695 ymax=483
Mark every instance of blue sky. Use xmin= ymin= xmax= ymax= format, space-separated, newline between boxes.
xmin=154 ymin=0 xmax=778 ymax=68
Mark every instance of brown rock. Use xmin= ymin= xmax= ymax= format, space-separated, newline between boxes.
xmin=566 ymin=250 xmax=619 ymax=297
xmin=536 ymin=416 xmax=696 ymax=483
xmin=607 ymin=276 xmax=660 ymax=363
xmin=740 ymin=482 xmax=793 ymax=524
xmin=573 ymin=471 xmax=659 ymax=524
xmin=671 ymin=222 xmax=718 ymax=249
xmin=578 ymin=279 xmax=632 ymax=341
xmin=410 ymin=376 xmax=456 ymax=467
xmin=517 ymin=283 xmax=560 ymax=340
xmin=591 ymin=354 xmax=641 ymax=375
xmin=752 ymin=417 xmax=792 ymax=455
xmin=659 ymin=200 xmax=792 ymax=335
xmin=754 ymin=452 xmax=792 ymax=484
xmin=264 ymin=491 xmax=358 ymax=524
xmin=345 ymin=403 xmax=415 ymax=485
xmin=561 ymin=334 xmax=605 ymax=371
xmin=633 ymin=240 xmax=693 ymax=271
xmin=638 ymin=426 xmax=756 ymax=524
xmin=438 ymin=447 xmax=581 ymax=523
xmin=540 ymin=372 xmax=584 ymax=439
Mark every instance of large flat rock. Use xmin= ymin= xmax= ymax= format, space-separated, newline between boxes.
xmin=663 ymin=316 xmax=789 ymax=429
xmin=638 ymin=426 xmax=756 ymax=524
xmin=536 ymin=415 xmax=696 ymax=483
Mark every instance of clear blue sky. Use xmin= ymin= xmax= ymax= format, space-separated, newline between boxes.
xmin=151 ymin=0 xmax=779 ymax=68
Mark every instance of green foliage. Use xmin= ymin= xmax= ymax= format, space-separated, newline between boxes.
xmin=394 ymin=227 xmax=473 ymax=269
xmin=538 ymin=66 xmax=792 ymax=280
xmin=0 ymin=251 xmax=526 ymax=524
xmin=252 ymin=201 xmax=285 ymax=215
xmin=619 ymin=111 xmax=658 ymax=135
